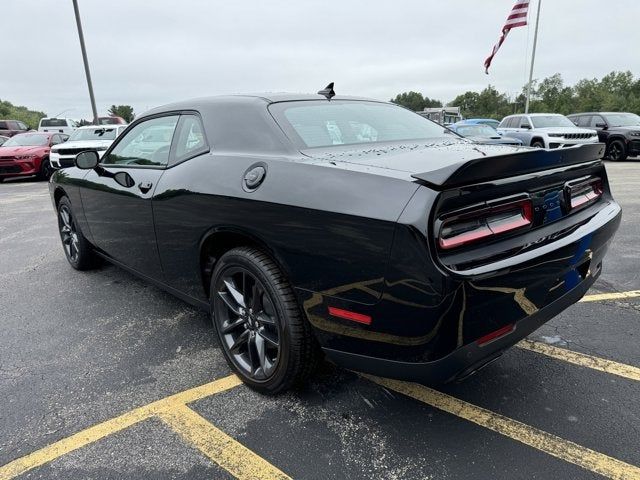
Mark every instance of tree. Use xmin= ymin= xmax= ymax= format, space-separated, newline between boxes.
xmin=0 ymin=99 xmax=46 ymax=129
xmin=107 ymin=105 xmax=135 ymax=123
xmin=390 ymin=91 xmax=442 ymax=112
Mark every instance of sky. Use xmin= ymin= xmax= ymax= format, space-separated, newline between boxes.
xmin=2 ymin=0 xmax=639 ymax=120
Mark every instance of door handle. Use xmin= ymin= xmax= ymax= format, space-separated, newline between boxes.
xmin=138 ymin=181 xmax=153 ymax=193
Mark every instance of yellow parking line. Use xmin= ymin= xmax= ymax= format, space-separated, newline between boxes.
xmin=157 ymin=402 xmax=291 ymax=480
xmin=365 ymin=375 xmax=640 ymax=480
xmin=0 ymin=375 xmax=242 ymax=480
xmin=580 ymin=290 xmax=640 ymax=302
xmin=517 ymin=340 xmax=640 ymax=382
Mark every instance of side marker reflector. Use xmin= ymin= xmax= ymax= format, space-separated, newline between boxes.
xmin=477 ymin=324 xmax=515 ymax=346
xmin=328 ymin=307 xmax=372 ymax=325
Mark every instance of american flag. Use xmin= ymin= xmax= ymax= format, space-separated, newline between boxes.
xmin=484 ymin=0 xmax=530 ymax=74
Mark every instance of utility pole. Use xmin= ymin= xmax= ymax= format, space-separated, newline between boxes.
xmin=72 ymin=0 xmax=99 ymax=125
xmin=524 ymin=0 xmax=542 ymax=114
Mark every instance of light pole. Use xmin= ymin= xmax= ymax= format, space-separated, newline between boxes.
xmin=72 ymin=0 xmax=99 ymax=125
xmin=524 ymin=0 xmax=542 ymax=114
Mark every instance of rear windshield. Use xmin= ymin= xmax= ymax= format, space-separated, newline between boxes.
xmin=41 ymin=119 xmax=69 ymax=127
xmin=69 ymin=127 xmax=118 ymax=141
xmin=270 ymin=100 xmax=448 ymax=149
xmin=3 ymin=134 xmax=49 ymax=147
xmin=530 ymin=115 xmax=575 ymax=128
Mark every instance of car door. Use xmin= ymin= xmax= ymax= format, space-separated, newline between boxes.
xmin=79 ymin=114 xmax=180 ymax=280
xmin=589 ymin=115 xmax=609 ymax=142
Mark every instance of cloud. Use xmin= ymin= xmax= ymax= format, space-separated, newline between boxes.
xmin=1 ymin=0 xmax=637 ymax=119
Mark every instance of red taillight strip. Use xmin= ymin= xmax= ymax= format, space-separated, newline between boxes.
xmin=328 ymin=307 xmax=372 ymax=325
xmin=567 ymin=178 xmax=603 ymax=210
xmin=476 ymin=324 xmax=515 ymax=346
xmin=438 ymin=199 xmax=533 ymax=250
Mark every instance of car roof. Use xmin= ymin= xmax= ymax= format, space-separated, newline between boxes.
xmin=569 ymin=112 xmax=633 ymax=115
xmin=75 ymin=124 xmax=126 ymax=130
xmin=13 ymin=131 xmax=55 ymax=137
xmin=141 ymin=93 xmax=381 ymax=117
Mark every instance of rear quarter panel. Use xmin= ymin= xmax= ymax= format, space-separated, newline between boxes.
xmin=152 ymin=153 xmax=420 ymax=305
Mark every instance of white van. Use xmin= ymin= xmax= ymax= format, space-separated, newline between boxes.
xmin=38 ymin=118 xmax=78 ymax=135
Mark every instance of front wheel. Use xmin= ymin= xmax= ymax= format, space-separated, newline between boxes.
xmin=57 ymin=196 xmax=98 ymax=270
xmin=531 ymin=140 xmax=545 ymax=148
xmin=211 ymin=247 xmax=320 ymax=394
xmin=38 ymin=157 xmax=53 ymax=180
xmin=606 ymin=140 xmax=627 ymax=161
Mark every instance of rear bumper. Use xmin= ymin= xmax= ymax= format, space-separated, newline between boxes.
xmin=323 ymin=268 xmax=597 ymax=383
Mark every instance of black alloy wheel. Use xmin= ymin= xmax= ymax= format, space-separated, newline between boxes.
xmin=531 ymin=140 xmax=545 ymax=148
xmin=59 ymin=204 xmax=80 ymax=263
xmin=211 ymin=247 xmax=320 ymax=393
xmin=57 ymin=196 xmax=97 ymax=270
xmin=216 ymin=266 xmax=281 ymax=380
xmin=607 ymin=140 xmax=627 ymax=161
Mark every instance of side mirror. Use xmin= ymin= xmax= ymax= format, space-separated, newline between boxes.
xmin=595 ymin=123 xmax=607 ymax=129
xmin=75 ymin=150 xmax=99 ymax=169
xmin=521 ymin=125 xmax=531 ymax=130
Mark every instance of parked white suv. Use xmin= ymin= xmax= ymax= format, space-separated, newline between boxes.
xmin=38 ymin=118 xmax=78 ymax=135
xmin=497 ymin=113 xmax=599 ymax=149
xmin=50 ymin=125 xmax=128 ymax=168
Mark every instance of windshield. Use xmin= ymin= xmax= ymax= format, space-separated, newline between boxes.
xmin=530 ymin=115 xmax=575 ymax=128
xmin=603 ymin=113 xmax=640 ymax=127
xmin=455 ymin=125 xmax=497 ymax=137
xmin=270 ymin=100 xmax=448 ymax=149
xmin=3 ymin=134 xmax=49 ymax=147
xmin=69 ymin=127 xmax=118 ymax=142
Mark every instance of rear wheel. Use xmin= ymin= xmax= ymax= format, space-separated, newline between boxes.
xmin=57 ymin=196 xmax=98 ymax=270
xmin=37 ymin=157 xmax=53 ymax=180
xmin=606 ymin=140 xmax=627 ymax=161
xmin=211 ymin=247 xmax=320 ymax=394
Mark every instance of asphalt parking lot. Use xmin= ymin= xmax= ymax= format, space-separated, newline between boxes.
xmin=0 ymin=161 xmax=639 ymax=480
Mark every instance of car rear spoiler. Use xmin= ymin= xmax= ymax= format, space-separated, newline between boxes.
xmin=411 ymin=143 xmax=605 ymax=189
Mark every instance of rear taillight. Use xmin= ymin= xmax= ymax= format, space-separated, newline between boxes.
xmin=566 ymin=177 xmax=603 ymax=210
xmin=438 ymin=198 xmax=533 ymax=250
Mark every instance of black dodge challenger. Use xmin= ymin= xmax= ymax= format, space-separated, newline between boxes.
xmin=49 ymin=92 xmax=621 ymax=393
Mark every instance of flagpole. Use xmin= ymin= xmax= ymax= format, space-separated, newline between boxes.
xmin=524 ymin=0 xmax=542 ymax=114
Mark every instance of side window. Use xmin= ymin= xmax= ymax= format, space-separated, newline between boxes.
xmin=0 ymin=121 xmax=7 ymax=130
xmin=17 ymin=121 xmax=28 ymax=130
xmin=50 ymin=134 xmax=61 ymax=145
xmin=589 ymin=116 xmax=605 ymax=128
xmin=507 ymin=117 xmax=519 ymax=128
xmin=172 ymin=115 xmax=208 ymax=164
xmin=103 ymin=115 xmax=179 ymax=167
xmin=576 ymin=116 xmax=591 ymax=127
xmin=520 ymin=117 xmax=531 ymax=129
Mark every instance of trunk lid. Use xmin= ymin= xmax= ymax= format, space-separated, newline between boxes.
xmin=303 ymin=140 xmax=606 ymax=188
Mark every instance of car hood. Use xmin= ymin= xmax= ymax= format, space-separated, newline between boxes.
xmin=302 ymin=139 xmax=605 ymax=188
xmin=54 ymin=140 xmax=113 ymax=149
xmin=0 ymin=145 xmax=46 ymax=156
xmin=534 ymin=127 xmax=596 ymax=134
xmin=609 ymin=125 xmax=640 ymax=133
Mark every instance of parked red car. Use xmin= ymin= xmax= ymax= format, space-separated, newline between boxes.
xmin=0 ymin=132 xmax=68 ymax=182
xmin=98 ymin=116 xmax=127 ymax=125
xmin=0 ymin=119 xmax=30 ymax=137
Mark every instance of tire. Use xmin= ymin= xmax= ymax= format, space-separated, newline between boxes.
xmin=531 ymin=140 xmax=545 ymax=148
xmin=210 ymin=247 xmax=320 ymax=394
xmin=606 ymin=139 xmax=627 ymax=161
xmin=37 ymin=157 xmax=53 ymax=181
xmin=57 ymin=196 xmax=98 ymax=270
